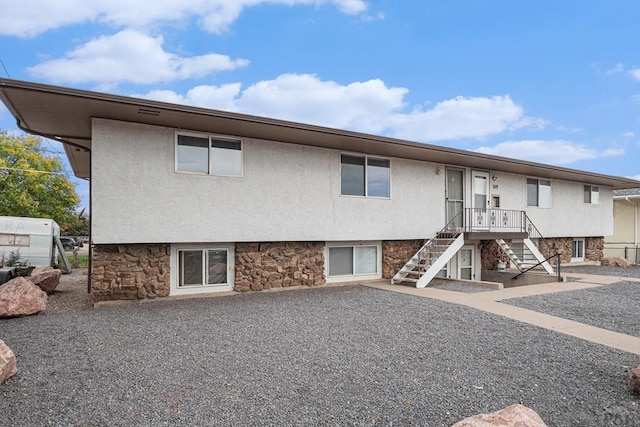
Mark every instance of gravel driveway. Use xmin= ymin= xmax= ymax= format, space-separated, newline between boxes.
xmin=1 ymin=280 xmax=638 ymax=426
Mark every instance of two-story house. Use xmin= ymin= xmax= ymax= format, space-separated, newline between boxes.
xmin=1 ymin=79 xmax=638 ymax=302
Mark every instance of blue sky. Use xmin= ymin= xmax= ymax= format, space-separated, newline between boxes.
xmin=2 ymin=0 xmax=640 ymax=211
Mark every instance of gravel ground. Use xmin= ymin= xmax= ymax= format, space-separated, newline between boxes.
xmin=559 ymin=264 xmax=640 ymax=278
xmin=44 ymin=268 xmax=92 ymax=315
xmin=501 ymin=280 xmax=640 ymax=338
xmin=1 ymin=285 xmax=638 ymax=426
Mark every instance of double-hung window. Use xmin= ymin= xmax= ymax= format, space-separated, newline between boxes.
xmin=341 ymin=154 xmax=390 ymax=198
xmin=176 ymin=133 xmax=242 ymax=176
xmin=527 ymin=178 xmax=551 ymax=208
xmin=584 ymin=185 xmax=599 ymax=204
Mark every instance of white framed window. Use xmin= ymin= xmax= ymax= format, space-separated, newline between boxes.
xmin=571 ymin=239 xmax=585 ymax=262
xmin=527 ymin=178 xmax=551 ymax=208
xmin=583 ymin=185 xmax=599 ymax=204
xmin=176 ymin=133 xmax=242 ymax=177
xmin=171 ymin=244 xmax=234 ymax=295
xmin=325 ymin=242 xmax=382 ymax=282
xmin=340 ymin=154 xmax=390 ymax=198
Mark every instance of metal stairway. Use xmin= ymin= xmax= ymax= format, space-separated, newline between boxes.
xmin=391 ymin=231 xmax=464 ymax=288
xmin=391 ymin=208 xmax=555 ymax=288
xmin=496 ymin=238 xmax=554 ymax=274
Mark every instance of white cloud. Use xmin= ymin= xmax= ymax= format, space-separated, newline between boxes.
xmin=606 ymin=63 xmax=625 ymax=75
xmin=0 ymin=0 xmax=368 ymax=37
xmin=474 ymin=140 xmax=624 ymax=165
xmin=623 ymin=131 xmax=635 ymax=138
xmin=386 ymin=95 xmax=532 ymax=141
xmin=140 ymin=84 xmax=243 ymax=112
xmin=137 ymin=73 xmax=541 ymax=142
xmin=630 ymin=68 xmax=640 ymax=81
xmin=27 ymin=30 xmax=248 ymax=85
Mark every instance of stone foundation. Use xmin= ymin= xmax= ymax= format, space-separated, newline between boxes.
xmin=91 ymin=244 xmax=170 ymax=302
xmin=481 ymin=237 xmax=605 ymax=267
xmin=539 ymin=237 xmax=604 ymax=264
xmin=235 ymin=242 xmax=325 ymax=291
xmin=381 ymin=240 xmax=423 ymax=279
xmin=585 ymin=237 xmax=604 ymax=262
xmin=480 ymin=240 xmax=512 ymax=270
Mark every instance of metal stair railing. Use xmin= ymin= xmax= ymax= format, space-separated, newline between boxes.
xmin=521 ymin=211 xmax=553 ymax=263
xmin=411 ymin=211 xmax=465 ymax=281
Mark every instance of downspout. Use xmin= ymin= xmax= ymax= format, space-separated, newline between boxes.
xmin=624 ymin=197 xmax=638 ymax=248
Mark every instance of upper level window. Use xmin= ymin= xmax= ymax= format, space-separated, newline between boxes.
xmin=341 ymin=154 xmax=390 ymax=198
xmin=176 ymin=133 xmax=242 ymax=176
xmin=527 ymin=178 xmax=551 ymax=208
xmin=584 ymin=185 xmax=599 ymax=204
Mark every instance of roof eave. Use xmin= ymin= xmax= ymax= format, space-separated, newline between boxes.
xmin=2 ymin=78 xmax=640 ymax=189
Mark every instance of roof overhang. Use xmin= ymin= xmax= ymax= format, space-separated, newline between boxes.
xmin=2 ymin=78 xmax=639 ymax=189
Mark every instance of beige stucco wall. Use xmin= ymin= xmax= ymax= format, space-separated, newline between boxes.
xmin=606 ymin=199 xmax=639 ymax=244
xmin=91 ymin=118 xmax=614 ymax=244
xmin=91 ymin=119 xmax=445 ymax=244
xmin=486 ymin=171 xmax=613 ymax=238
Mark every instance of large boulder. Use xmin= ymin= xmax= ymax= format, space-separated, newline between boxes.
xmin=30 ymin=266 xmax=54 ymax=276
xmin=631 ymin=366 xmax=640 ymax=395
xmin=452 ymin=404 xmax=548 ymax=427
xmin=0 ymin=277 xmax=47 ymax=317
xmin=29 ymin=269 xmax=62 ymax=294
xmin=601 ymin=257 xmax=631 ymax=267
xmin=0 ymin=340 xmax=17 ymax=384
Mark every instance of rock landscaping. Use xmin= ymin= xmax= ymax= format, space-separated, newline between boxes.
xmin=631 ymin=367 xmax=640 ymax=395
xmin=0 ymin=277 xmax=47 ymax=317
xmin=0 ymin=267 xmax=64 ymax=317
xmin=452 ymin=404 xmax=548 ymax=426
xmin=0 ymin=340 xmax=17 ymax=384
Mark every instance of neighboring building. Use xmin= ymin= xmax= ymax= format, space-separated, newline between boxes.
xmin=0 ymin=216 xmax=60 ymax=267
xmin=1 ymin=79 xmax=639 ymax=302
xmin=604 ymin=188 xmax=640 ymax=264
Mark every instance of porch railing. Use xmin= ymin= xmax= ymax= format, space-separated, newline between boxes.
xmin=446 ymin=208 xmax=533 ymax=233
xmin=446 ymin=208 xmax=553 ymax=256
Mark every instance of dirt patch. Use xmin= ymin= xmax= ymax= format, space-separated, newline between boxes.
xmin=44 ymin=268 xmax=92 ymax=315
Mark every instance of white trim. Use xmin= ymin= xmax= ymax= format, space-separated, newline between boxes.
xmin=325 ymin=241 xmax=382 ymax=283
xmin=170 ymin=243 xmax=235 ymax=295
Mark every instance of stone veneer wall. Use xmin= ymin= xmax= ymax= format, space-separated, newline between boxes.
xmin=381 ymin=240 xmax=423 ymax=279
xmin=92 ymin=244 xmax=170 ymax=302
xmin=584 ymin=237 xmax=604 ymax=262
xmin=481 ymin=237 xmax=605 ymax=267
xmin=235 ymin=242 xmax=325 ymax=291
xmin=480 ymin=240 xmax=512 ymax=270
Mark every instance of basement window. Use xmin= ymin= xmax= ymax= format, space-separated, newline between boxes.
xmin=326 ymin=242 xmax=382 ymax=282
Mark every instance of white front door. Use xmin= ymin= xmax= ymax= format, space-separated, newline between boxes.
xmin=446 ymin=167 xmax=465 ymax=228
xmin=472 ymin=171 xmax=490 ymax=229
xmin=458 ymin=247 xmax=474 ymax=280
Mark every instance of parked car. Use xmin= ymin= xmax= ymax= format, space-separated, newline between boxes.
xmin=59 ymin=237 xmax=78 ymax=250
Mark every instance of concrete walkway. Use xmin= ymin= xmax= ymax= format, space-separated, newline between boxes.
xmin=366 ymin=273 xmax=640 ymax=356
